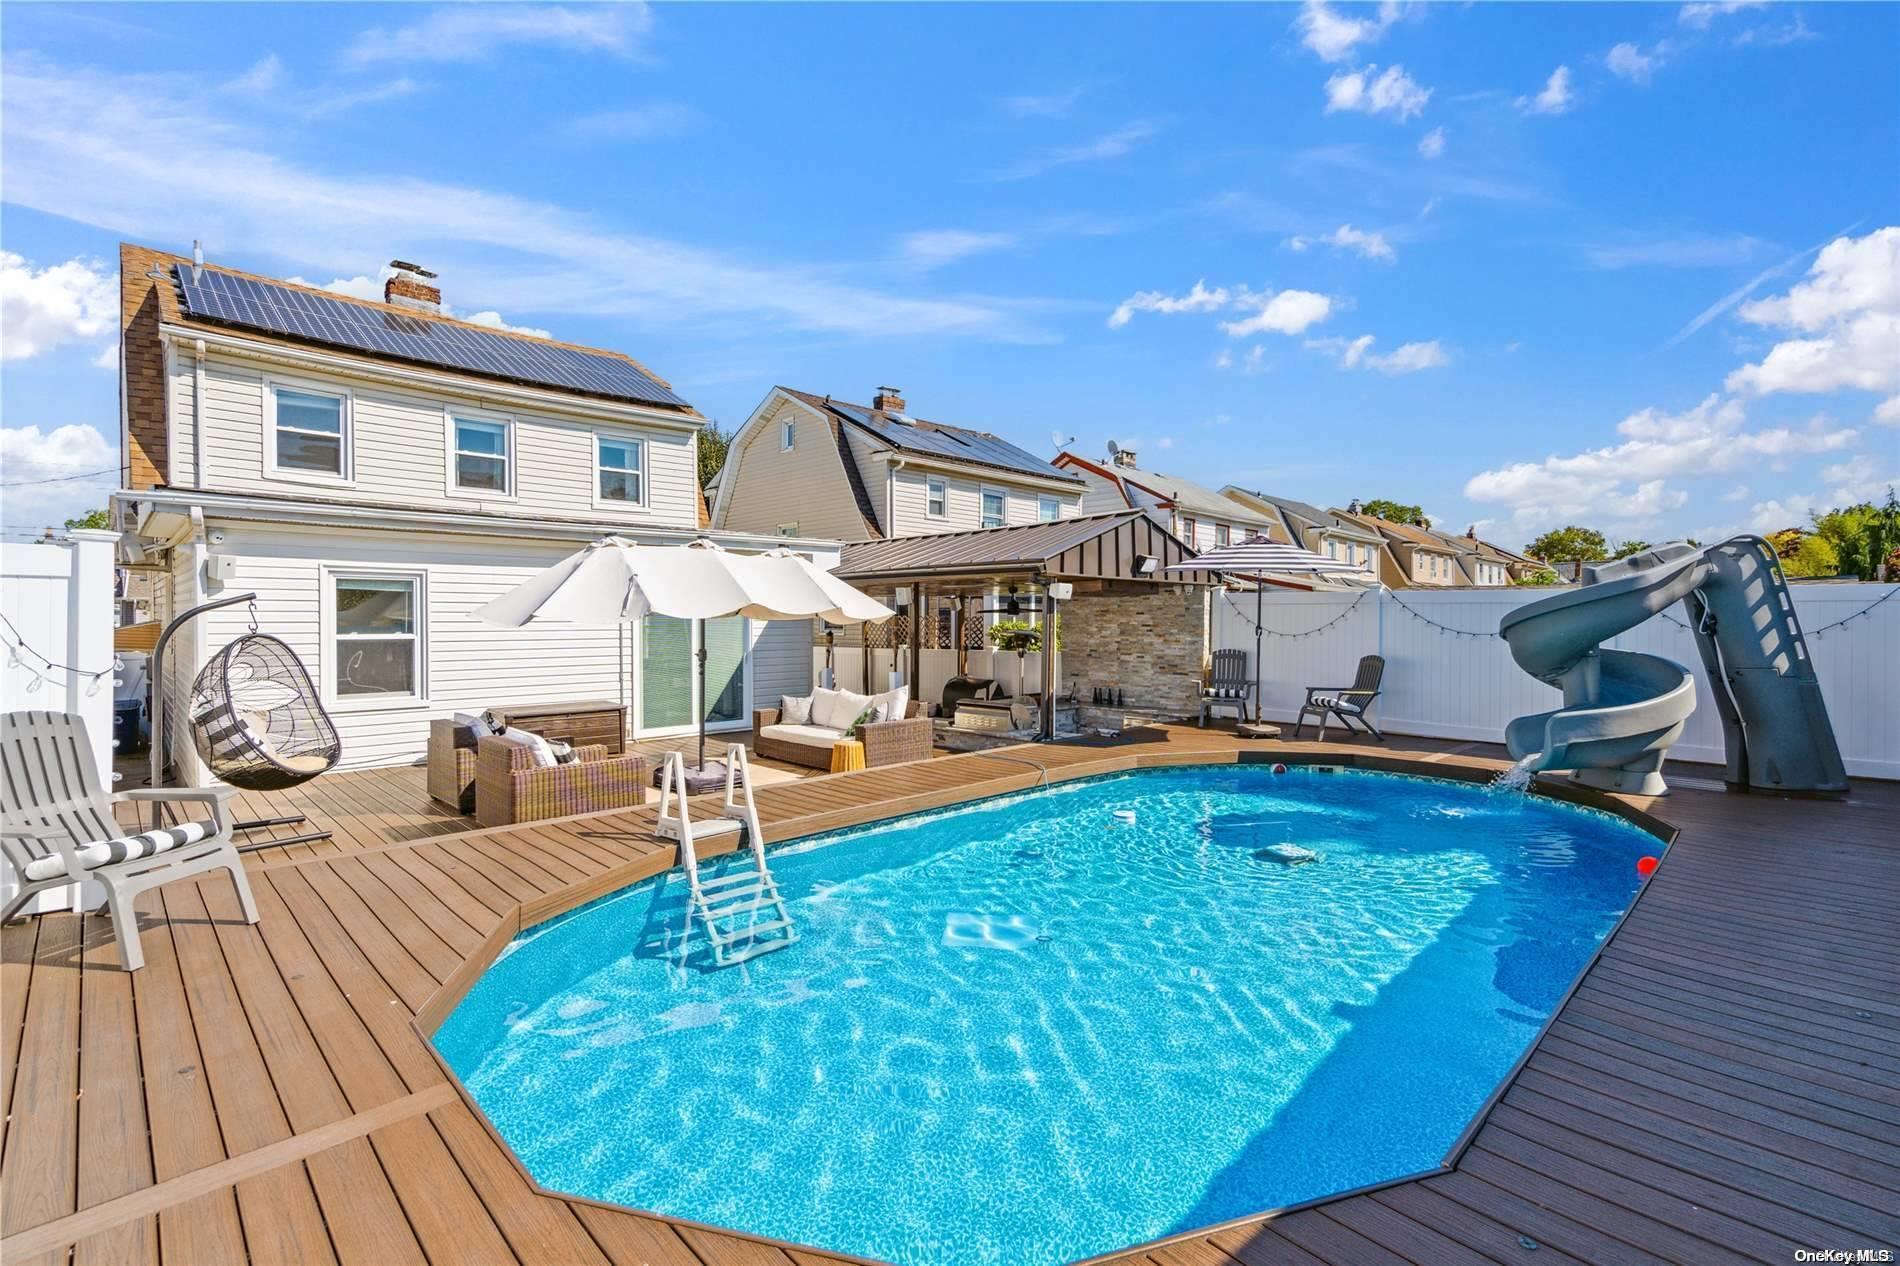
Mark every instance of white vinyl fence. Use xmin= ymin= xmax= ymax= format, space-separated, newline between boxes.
xmin=1 ymin=528 xmax=122 ymax=913
xmin=813 ymin=647 xmax=1045 ymax=708
xmin=1213 ymin=584 xmax=1899 ymax=781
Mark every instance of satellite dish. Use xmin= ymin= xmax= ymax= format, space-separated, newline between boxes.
xmin=1106 ymin=439 xmax=1121 ymax=457
xmin=1050 ymin=430 xmax=1075 ymax=452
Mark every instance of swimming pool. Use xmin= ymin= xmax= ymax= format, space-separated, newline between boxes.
xmin=432 ymin=764 xmax=1658 ymax=1265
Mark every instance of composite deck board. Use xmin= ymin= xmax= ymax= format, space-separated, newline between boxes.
xmin=10 ymin=729 xmax=1896 ymax=1266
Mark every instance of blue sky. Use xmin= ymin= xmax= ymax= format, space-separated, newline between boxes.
xmin=3 ymin=1 xmax=1896 ymax=547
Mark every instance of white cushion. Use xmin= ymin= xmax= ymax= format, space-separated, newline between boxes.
xmin=511 ymin=729 xmax=561 ymax=768
xmin=779 ymin=694 xmax=814 ymax=725
xmin=454 ymin=711 xmax=494 ymax=738
xmin=812 ymin=687 xmax=872 ymax=731
xmin=759 ymin=723 xmax=845 ymax=749
xmin=22 ymin=821 xmax=213 ymax=882
xmin=1312 ymin=695 xmax=1362 ymax=714
xmin=870 ymin=684 xmax=910 ymax=723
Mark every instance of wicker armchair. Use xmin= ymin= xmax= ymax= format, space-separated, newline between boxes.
xmin=752 ymin=701 xmax=933 ymax=770
xmin=426 ymin=718 xmax=481 ymax=813
xmin=474 ymin=732 xmax=648 ymax=828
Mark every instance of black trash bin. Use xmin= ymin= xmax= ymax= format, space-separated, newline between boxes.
xmin=113 ymin=699 xmax=148 ymax=754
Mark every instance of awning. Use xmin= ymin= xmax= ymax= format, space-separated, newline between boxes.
xmin=833 ymin=510 xmax=1219 ymax=590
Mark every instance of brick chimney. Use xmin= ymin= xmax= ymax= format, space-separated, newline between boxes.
xmin=872 ymin=386 xmax=906 ymax=413
xmin=384 ymin=260 xmax=441 ymax=313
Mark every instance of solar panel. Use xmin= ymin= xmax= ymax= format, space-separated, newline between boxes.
xmin=829 ymin=402 xmax=1081 ymax=483
xmin=173 ymin=266 xmax=691 ymax=410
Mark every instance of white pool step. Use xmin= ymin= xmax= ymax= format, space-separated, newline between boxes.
xmin=654 ymin=746 xmax=797 ymax=967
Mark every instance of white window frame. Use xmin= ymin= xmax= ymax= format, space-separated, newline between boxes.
xmin=777 ymin=522 xmax=799 ymax=537
xmin=443 ymin=407 xmax=516 ymax=499
xmin=927 ymin=476 xmax=948 ymax=520
xmin=780 ymin=416 xmax=796 ymax=451
xmin=1038 ymin=494 xmax=1062 ymax=523
xmin=979 ymin=485 xmax=1006 ymax=530
xmin=1182 ymin=515 xmax=1198 ymax=545
xmin=591 ymin=430 xmax=650 ymax=512
xmin=319 ymin=565 xmax=427 ymax=712
xmin=1215 ymin=523 xmax=1231 ymax=548
xmin=263 ymin=374 xmax=353 ymax=487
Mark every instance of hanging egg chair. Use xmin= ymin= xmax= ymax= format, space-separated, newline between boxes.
xmin=188 ymin=634 xmax=342 ymax=791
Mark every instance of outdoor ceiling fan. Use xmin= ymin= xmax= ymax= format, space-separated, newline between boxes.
xmin=976 ymin=586 xmax=1027 ymax=617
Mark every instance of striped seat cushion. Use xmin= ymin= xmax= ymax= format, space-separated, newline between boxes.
xmin=1311 ymin=695 xmax=1363 ymax=714
xmin=1203 ymin=686 xmax=1246 ymax=699
xmin=21 ymin=821 xmax=214 ymax=882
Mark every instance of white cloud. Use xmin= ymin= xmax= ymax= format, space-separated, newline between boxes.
xmin=1309 ymin=333 xmax=1447 ymax=373
xmin=987 ymin=120 xmax=1162 ymax=181
xmin=1289 ymin=224 xmax=1395 ymax=262
xmin=1108 ymin=280 xmax=1231 ymax=329
xmin=1324 ymin=65 xmax=1430 ymax=121
xmin=1221 ymin=290 xmax=1334 ymax=338
xmin=229 ymin=53 xmax=286 ymax=95
xmin=1296 ymin=0 xmax=1401 ymax=63
xmin=1747 ymin=495 xmax=1814 ymax=532
xmin=1587 ymin=233 xmax=1764 ymax=270
xmin=1731 ymin=14 xmax=1815 ymax=47
xmin=1726 ymin=227 xmax=1900 ymax=396
xmin=1679 ymin=0 xmax=1766 ymax=29
xmin=1417 ymin=126 xmax=1446 ymax=159
xmin=460 ymin=310 xmax=553 ymax=339
xmin=565 ymin=103 xmax=699 ymax=142
xmin=92 ymin=341 xmax=118 ymax=370
xmin=3 ymin=57 xmax=1032 ymax=343
xmin=0 ymin=423 xmax=118 ymax=529
xmin=1243 ymin=345 xmax=1268 ymax=375
xmin=1721 ymin=483 xmax=1751 ymax=502
xmin=1214 ymin=347 xmax=1233 ymax=370
xmin=0 ymin=252 xmax=116 ymax=362
xmin=1876 ymin=397 xmax=1900 ymax=427
xmin=900 ymin=230 xmax=1018 ymax=272
xmin=344 ymin=3 xmax=651 ymax=66
xmin=1156 ymin=436 xmax=1175 ymax=450
xmin=1002 ymin=88 xmax=1086 ymax=118
xmin=1518 ymin=66 xmax=1575 ymax=115
xmin=287 ymin=269 xmax=558 ymax=337
xmin=1606 ymin=42 xmax=1660 ymax=84
xmin=1465 ymin=394 xmax=1858 ymax=530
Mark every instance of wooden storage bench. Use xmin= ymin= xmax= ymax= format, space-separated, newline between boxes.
xmin=486 ymin=699 xmax=627 ymax=754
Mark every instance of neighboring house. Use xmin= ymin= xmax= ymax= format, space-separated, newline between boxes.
xmin=113 ymin=242 xmax=829 ymax=778
xmin=1053 ymin=449 xmax=1281 ymax=553
xmin=712 ymin=386 xmax=1086 ymax=541
xmin=1425 ymin=526 xmax=1538 ymax=587
xmin=1333 ymin=509 xmax=1469 ymax=588
xmin=1220 ymin=489 xmax=1384 ymax=579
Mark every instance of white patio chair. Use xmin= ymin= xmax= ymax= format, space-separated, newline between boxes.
xmin=1 ymin=710 xmax=258 ymax=971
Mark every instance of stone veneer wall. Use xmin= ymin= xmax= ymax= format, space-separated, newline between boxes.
xmin=1060 ymin=586 xmax=1206 ymax=720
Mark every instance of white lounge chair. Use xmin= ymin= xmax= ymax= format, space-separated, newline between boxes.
xmin=1 ymin=710 xmax=258 ymax=971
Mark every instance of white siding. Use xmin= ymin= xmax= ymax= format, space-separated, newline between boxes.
xmin=717 ymin=398 xmax=874 ymax=541
xmin=1067 ymin=466 xmax=1134 ymax=516
xmin=176 ymin=520 xmax=799 ymax=775
xmin=174 ymin=350 xmax=701 ymax=529
xmin=887 ymin=466 xmax=1079 ymax=536
xmin=749 ymin=618 xmax=813 ymax=708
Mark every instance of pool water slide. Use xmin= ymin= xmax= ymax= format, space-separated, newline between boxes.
xmin=1498 ymin=536 xmax=1848 ymax=796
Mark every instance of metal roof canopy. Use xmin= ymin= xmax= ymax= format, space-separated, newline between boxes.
xmin=833 ymin=510 xmax=1219 ymax=592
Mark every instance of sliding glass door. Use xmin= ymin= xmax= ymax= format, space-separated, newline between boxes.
xmin=638 ymin=614 xmax=748 ymax=736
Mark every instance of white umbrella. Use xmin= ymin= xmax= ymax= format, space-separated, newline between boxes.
xmin=1166 ymin=539 xmax=1376 ymax=724
xmin=476 ymin=538 xmax=893 ymax=770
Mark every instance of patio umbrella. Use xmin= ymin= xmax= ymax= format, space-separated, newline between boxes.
xmin=475 ymin=538 xmax=893 ymax=772
xmin=1165 ymin=539 xmax=1376 ymax=724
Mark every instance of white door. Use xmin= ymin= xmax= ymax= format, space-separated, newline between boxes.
xmin=634 ymin=614 xmax=750 ymax=738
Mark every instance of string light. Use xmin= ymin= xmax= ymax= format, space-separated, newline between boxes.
xmin=1384 ymin=592 xmax=1504 ymax=639
xmin=0 ymin=612 xmax=122 ymax=696
xmin=1657 ymin=586 xmax=1894 ymax=639
xmin=1221 ymin=589 xmax=1370 ymax=640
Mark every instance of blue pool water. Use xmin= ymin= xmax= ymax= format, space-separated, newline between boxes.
xmin=433 ymin=765 xmax=1657 ymax=1265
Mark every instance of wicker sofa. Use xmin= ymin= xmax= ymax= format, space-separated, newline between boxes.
xmin=473 ymin=732 xmax=647 ymax=827
xmin=753 ymin=698 xmax=932 ymax=770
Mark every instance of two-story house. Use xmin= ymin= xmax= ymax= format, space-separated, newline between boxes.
xmin=712 ymin=386 xmax=1086 ymax=540
xmin=1333 ymin=507 xmax=1468 ymax=588
xmin=1217 ymin=489 xmax=1384 ymax=578
xmin=1434 ymin=527 xmax=1540 ymax=586
xmin=1052 ymin=448 xmax=1281 ymax=553
xmin=112 ymin=243 xmax=828 ymax=778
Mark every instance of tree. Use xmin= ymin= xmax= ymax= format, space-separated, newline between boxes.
xmin=1524 ymin=526 xmax=1609 ymax=569
xmin=1612 ymin=538 xmax=1651 ymax=559
xmin=63 ymin=508 xmax=110 ymax=531
xmin=1515 ymin=567 xmax=1563 ymax=586
xmin=697 ymin=421 xmax=732 ymax=490
xmin=1811 ymin=491 xmax=1899 ymax=581
xmin=1358 ymin=498 xmax=1429 ymax=527
xmin=1781 ymin=534 xmax=1840 ymax=578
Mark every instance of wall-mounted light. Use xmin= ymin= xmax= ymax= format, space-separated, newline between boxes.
xmin=1133 ymin=554 xmax=1160 ymax=575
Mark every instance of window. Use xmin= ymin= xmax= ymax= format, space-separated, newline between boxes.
xmin=332 ymin=574 xmax=421 ymax=701
xmin=1215 ymin=523 xmax=1231 ymax=548
xmin=268 ymin=384 xmax=348 ymax=480
xmin=780 ymin=417 xmax=796 ymax=451
xmin=1326 ymin=539 xmax=1340 ymax=559
xmin=449 ymin=414 xmax=512 ymax=494
xmin=777 ymin=523 xmax=799 ymax=537
xmin=1182 ymin=516 xmax=1197 ymax=544
xmin=595 ymin=434 xmax=644 ymax=506
xmin=981 ymin=488 xmax=1005 ymax=529
xmin=1038 ymin=495 xmax=1062 ymax=523
xmin=928 ymin=477 xmax=948 ymax=519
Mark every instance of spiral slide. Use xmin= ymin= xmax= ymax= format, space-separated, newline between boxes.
xmin=1499 ymin=537 xmax=1848 ymax=797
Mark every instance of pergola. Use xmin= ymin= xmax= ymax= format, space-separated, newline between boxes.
xmin=831 ymin=510 xmax=1219 ymax=738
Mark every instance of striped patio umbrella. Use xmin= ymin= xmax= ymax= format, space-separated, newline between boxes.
xmin=1165 ymin=539 xmax=1376 ymax=723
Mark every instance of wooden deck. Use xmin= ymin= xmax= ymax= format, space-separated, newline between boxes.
xmin=8 ymin=727 xmax=1896 ymax=1266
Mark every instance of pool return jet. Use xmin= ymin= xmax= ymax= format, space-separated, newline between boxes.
xmin=476 ymin=537 xmax=894 ymax=966
xmin=1498 ymin=536 xmax=1848 ymax=797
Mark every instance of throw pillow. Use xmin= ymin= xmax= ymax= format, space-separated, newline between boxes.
xmin=844 ymin=705 xmax=877 ymax=736
xmin=511 ymin=729 xmax=560 ymax=768
xmin=816 ymin=687 xmax=872 ymax=731
xmin=454 ymin=711 xmax=494 ymax=738
xmin=549 ymin=740 xmax=577 ymax=765
xmin=870 ymin=684 xmax=911 ymax=723
xmin=780 ymin=694 xmax=814 ymax=725
xmin=808 ymin=687 xmax=843 ymax=728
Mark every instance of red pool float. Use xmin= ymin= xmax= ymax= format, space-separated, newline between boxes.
xmin=1636 ymin=856 xmax=1660 ymax=877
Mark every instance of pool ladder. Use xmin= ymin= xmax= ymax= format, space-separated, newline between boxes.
xmin=655 ymin=746 xmax=797 ymax=966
